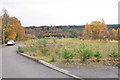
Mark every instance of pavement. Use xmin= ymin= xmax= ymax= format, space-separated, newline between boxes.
xmin=58 ymin=64 xmax=118 ymax=78
xmin=2 ymin=43 xmax=73 ymax=78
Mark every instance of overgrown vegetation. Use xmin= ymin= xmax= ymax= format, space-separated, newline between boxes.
xmin=18 ymin=38 xmax=118 ymax=66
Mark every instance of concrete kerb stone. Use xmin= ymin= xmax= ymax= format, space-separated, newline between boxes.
xmin=18 ymin=52 xmax=84 ymax=80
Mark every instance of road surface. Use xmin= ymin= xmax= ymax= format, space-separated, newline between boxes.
xmin=2 ymin=43 xmax=71 ymax=78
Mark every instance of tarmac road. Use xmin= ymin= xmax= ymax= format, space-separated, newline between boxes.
xmin=2 ymin=43 xmax=71 ymax=78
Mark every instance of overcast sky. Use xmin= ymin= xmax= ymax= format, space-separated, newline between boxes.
xmin=0 ymin=0 xmax=119 ymax=27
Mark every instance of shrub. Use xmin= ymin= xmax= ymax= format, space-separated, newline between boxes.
xmin=49 ymin=53 xmax=56 ymax=62
xmin=94 ymin=51 xmax=102 ymax=62
xmin=18 ymin=46 xmax=25 ymax=53
xmin=108 ymin=50 xmax=120 ymax=61
xmin=74 ymin=43 xmax=93 ymax=61
xmin=49 ymin=56 xmax=55 ymax=62
xmin=80 ymin=48 xmax=93 ymax=61
xmin=29 ymin=47 xmax=37 ymax=53
xmin=42 ymin=39 xmax=48 ymax=54
xmin=60 ymin=48 xmax=76 ymax=62
xmin=37 ymin=39 xmax=48 ymax=55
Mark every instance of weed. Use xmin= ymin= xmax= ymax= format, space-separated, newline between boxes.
xmin=49 ymin=53 xmax=56 ymax=62
xmin=94 ymin=51 xmax=102 ymax=62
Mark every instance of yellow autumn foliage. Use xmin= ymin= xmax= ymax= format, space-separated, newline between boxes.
xmin=2 ymin=9 xmax=25 ymax=42
xmin=83 ymin=19 xmax=109 ymax=40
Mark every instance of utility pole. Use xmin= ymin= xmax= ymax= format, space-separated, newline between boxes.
xmin=3 ymin=29 xmax=5 ymax=45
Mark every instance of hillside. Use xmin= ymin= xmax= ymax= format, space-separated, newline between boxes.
xmin=24 ymin=24 xmax=119 ymax=38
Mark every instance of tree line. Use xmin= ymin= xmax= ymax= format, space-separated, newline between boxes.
xmin=25 ymin=21 xmax=119 ymax=40
xmin=1 ymin=9 xmax=119 ymax=41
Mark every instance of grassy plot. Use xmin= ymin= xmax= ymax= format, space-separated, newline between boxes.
xmin=17 ymin=38 xmax=119 ymax=67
